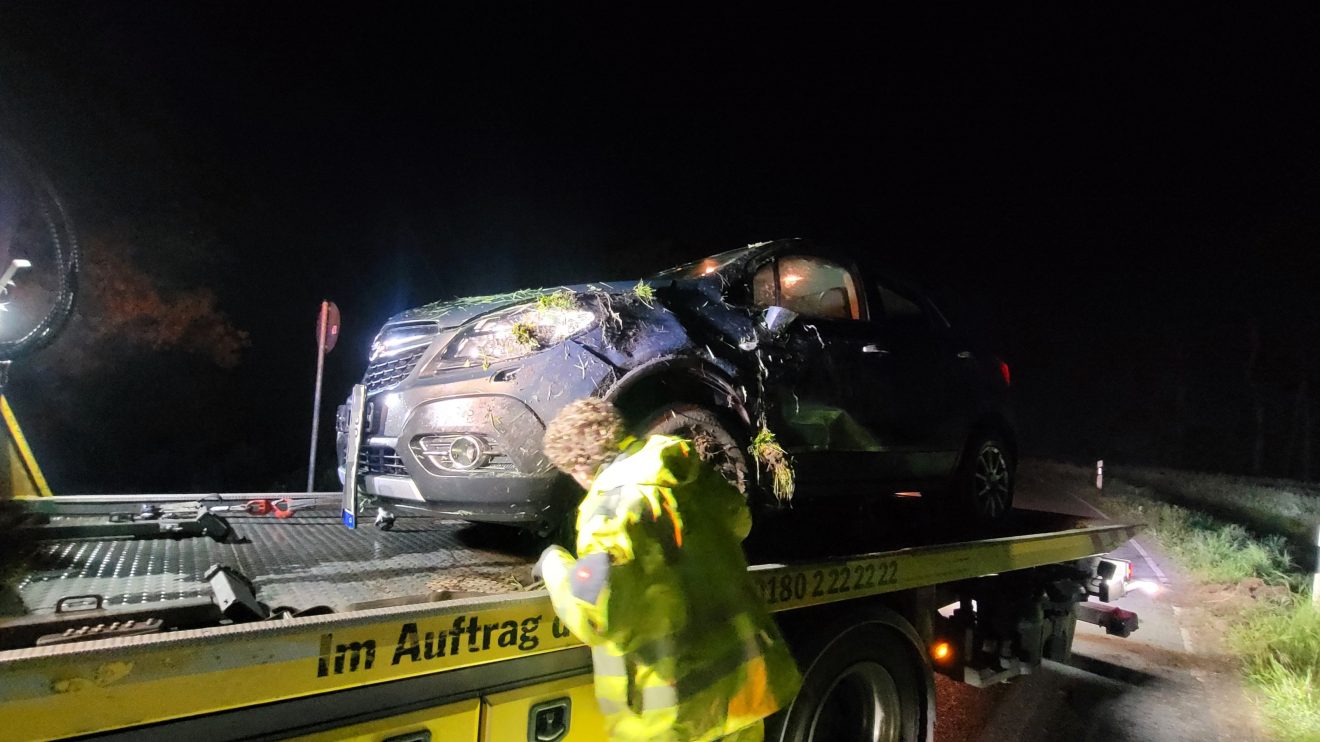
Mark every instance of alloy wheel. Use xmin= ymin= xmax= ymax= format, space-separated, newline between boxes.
xmin=974 ymin=444 xmax=1011 ymax=520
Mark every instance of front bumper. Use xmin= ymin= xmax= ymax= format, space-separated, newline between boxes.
xmin=357 ymin=393 xmax=562 ymax=524
xmin=361 ymin=472 xmax=562 ymax=523
xmin=339 ymin=341 xmax=613 ymax=526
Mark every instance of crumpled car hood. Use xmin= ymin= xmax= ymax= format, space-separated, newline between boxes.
xmin=386 ymin=281 xmax=642 ymax=329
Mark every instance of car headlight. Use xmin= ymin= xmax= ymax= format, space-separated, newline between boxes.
xmin=425 ymin=302 xmax=596 ymax=372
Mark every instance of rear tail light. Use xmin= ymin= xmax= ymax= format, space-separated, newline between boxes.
xmin=997 ymin=358 xmax=1011 ymax=387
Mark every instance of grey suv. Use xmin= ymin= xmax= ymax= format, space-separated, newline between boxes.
xmin=337 ymin=239 xmax=1015 ymax=533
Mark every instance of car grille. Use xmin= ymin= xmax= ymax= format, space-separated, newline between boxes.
xmin=363 ymin=347 xmax=426 ymax=394
xmin=413 ymin=434 xmax=517 ymax=472
xmin=358 ymin=446 xmax=408 ymax=476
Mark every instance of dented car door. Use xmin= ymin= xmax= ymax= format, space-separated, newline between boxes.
xmin=750 ymin=253 xmax=905 ymax=489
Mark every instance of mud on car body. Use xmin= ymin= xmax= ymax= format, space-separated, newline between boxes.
xmin=336 ymin=238 xmax=1015 ymax=533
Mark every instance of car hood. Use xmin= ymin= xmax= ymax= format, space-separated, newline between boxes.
xmin=385 ymin=281 xmax=643 ymax=329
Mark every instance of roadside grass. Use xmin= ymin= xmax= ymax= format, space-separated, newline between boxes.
xmin=1112 ymin=465 xmax=1320 ymax=571
xmin=1098 ymin=491 xmax=1291 ymax=583
xmin=1230 ymin=601 xmax=1320 ymax=739
xmin=1083 ymin=467 xmax=1320 ymax=740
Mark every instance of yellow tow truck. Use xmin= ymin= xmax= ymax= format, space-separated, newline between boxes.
xmin=0 ymin=476 xmax=1139 ymax=741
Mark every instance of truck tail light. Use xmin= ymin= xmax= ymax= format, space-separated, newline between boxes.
xmin=997 ymin=358 xmax=1011 ymax=387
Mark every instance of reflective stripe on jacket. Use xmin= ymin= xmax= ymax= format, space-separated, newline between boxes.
xmin=541 ymin=434 xmax=802 ymax=741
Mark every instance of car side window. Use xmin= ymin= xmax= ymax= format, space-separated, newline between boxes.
xmin=876 ymin=280 xmax=928 ymax=331
xmin=752 ymin=255 xmax=864 ymax=321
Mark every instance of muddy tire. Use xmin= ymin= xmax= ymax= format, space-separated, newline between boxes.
xmin=633 ymin=403 xmax=751 ymax=497
xmin=956 ymin=434 xmax=1014 ymax=522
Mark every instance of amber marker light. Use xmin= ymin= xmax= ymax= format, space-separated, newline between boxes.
xmin=931 ymin=641 xmax=952 ymax=663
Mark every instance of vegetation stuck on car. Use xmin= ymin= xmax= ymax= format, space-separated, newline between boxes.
xmin=632 ymin=279 xmax=655 ymax=307
xmin=750 ymin=426 xmax=795 ymax=503
xmin=510 ymin=321 xmax=540 ymax=349
xmin=535 ymin=289 xmax=579 ymax=312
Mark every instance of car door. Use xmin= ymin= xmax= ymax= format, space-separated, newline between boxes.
xmin=749 ymin=253 xmax=905 ymax=490
xmin=872 ymin=276 xmax=964 ymax=482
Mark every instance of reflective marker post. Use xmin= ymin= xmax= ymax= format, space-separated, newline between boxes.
xmin=1313 ymin=524 xmax=1319 ymax=607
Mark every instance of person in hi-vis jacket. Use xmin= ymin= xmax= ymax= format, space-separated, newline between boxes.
xmin=536 ymin=399 xmax=802 ymax=742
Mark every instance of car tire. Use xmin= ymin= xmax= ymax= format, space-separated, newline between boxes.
xmin=956 ymin=434 xmax=1014 ymax=522
xmin=765 ymin=616 xmax=928 ymax=742
xmin=633 ymin=403 xmax=751 ymax=498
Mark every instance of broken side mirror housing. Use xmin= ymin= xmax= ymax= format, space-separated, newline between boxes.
xmin=759 ymin=306 xmax=800 ymax=339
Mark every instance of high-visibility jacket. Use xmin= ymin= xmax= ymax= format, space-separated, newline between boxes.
xmin=540 ymin=434 xmax=802 ymax=741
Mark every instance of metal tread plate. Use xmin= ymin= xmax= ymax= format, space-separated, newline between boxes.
xmin=11 ymin=515 xmax=538 ymax=617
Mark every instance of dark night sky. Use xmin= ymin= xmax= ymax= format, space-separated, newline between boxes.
xmin=1 ymin=5 xmax=1318 ymax=490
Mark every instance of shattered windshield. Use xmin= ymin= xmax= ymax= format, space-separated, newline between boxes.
xmin=650 ymin=245 xmax=763 ymax=280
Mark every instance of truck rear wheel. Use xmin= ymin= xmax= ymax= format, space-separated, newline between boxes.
xmin=767 ymin=615 xmax=929 ymax=742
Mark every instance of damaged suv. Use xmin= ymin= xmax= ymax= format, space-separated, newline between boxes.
xmin=337 ymin=238 xmax=1014 ymax=533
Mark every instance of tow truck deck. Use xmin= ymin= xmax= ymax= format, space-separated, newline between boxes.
xmin=13 ymin=511 xmax=533 ymax=616
xmin=0 ymin=494 xmax=1139 ymax=741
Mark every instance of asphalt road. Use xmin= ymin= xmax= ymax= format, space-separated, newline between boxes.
xmin=934 ymin=462 xmax=1263 ymax=742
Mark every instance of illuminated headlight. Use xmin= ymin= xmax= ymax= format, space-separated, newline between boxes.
xmin=424 ymin=302 xmax=596 ymax=373
xmin=447 ymin=435 xmax=485 ymax=470
xmin=369 ymin=322 xmax=440 ymax=361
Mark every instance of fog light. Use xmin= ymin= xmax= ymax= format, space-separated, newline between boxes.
xmin=448 ymin=435 xmax=486 ymax=470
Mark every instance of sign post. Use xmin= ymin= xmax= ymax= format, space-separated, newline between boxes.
xmin=307 ymin=301 xmax=340 ymax=492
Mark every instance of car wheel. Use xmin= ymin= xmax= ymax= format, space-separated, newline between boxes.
xmin=633 ymin=403 xmax=750 ymax=497
xmin=958 ymin=435 xmax=1014 ymax=522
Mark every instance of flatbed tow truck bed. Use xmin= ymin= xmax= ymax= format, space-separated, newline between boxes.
xmin=12 ymin=512 xmax=536 ymax=616
xmin=0 ymin=496 xmax=1140 ymax=741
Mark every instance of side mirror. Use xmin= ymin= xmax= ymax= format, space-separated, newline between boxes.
xmin=759 ymin=306 xmax=799 ymax=338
